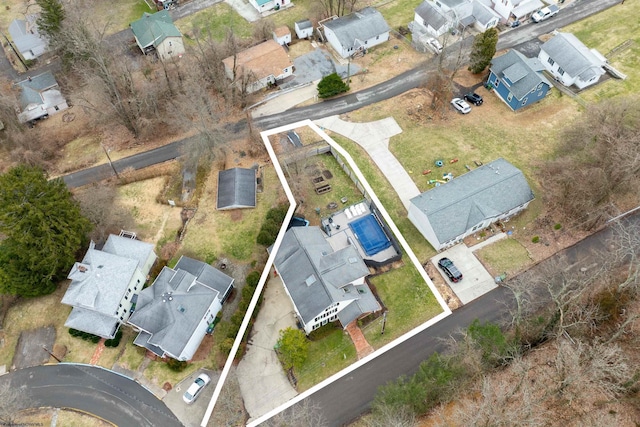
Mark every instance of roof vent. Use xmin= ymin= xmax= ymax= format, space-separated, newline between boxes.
xmin=78 ymin=265 xmax=87 ymax=273
xmin=177 ymin=305 xmax=185 ymax=313
xmin=348 ymin=257 xmax=358 ymax=264
xmin=98 ymin=265 xmax=104 ymax=269
xmin=305 ymin=275 xmax=317 ymax=286
xmin=168 ymin=296 xmax=173 ymax=301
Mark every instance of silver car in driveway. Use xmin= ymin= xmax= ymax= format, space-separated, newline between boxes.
xmin=183 ymin=373 xmax=211 ymax=404
xmin=451 ymin=98 xmax=471 ymax=114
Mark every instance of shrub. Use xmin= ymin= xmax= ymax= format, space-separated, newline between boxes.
xmin=219 ymin=337 xmax=235 ymax=354
xmin=554 ymin=223 xmax=562 ymax=230
xmin=532 ymin=236 xmax=540 ymax=243
xmin=246 ymin=270 xmax=261 ymax=288
xmin=104 ymin=330 xmax=123 ymax=348
xmin=91 ymin=335 xmax=101 ymax=344
xmin=317 ymin=73 xmax=349 ymax=98
xmin=166 ymin=358 xmax=188 ymax=372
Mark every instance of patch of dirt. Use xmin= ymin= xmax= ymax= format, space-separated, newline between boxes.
xmin=190 ymin=334 xmax=214 ymax=362
xmin=230 ymin=210 xmax=244 ymax=222
xmin=215 ymin=258 xmax=251 ymax=322
xmin=11 ymin=325 xmax=56 ymax=370
xmin=424 ymin=262 xmax=462 ymax=311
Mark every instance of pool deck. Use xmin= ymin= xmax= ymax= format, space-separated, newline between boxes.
xmin=322 ymin=201 xmax=399 ymax=264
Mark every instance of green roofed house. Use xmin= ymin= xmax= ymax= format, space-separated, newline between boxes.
xmin=408 ymin=158 xmax=534 ymax=251
xmin=130 ymin=10 xmax=184 ymax=60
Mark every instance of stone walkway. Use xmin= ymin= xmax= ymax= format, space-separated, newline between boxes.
xmin=345 ymin=322 xmax=374 ymax=360
xmin=314 ymin=116 xmax=421 ymax=211
xmin=90 ymin=339 xmax=106 ymax=365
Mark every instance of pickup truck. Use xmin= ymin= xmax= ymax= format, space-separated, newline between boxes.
xmin=531 ymin=4 xmax=559 ymax=22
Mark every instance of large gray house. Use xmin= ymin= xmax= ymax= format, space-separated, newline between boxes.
xmin=408 ymin=158 xmax=534 ymax=251
xmin=322 ymin=7 xmax=390 ymax=59
xmin=62 ymin=234 xmax=157 ymax=339
xmin=128 ymin=256 xmax=234 ymax=361
xmin=272 ymin=227 xmax=380 ymax=335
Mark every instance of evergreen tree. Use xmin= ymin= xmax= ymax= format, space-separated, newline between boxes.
xmin=468 ymin=28 xmax=499 ymax=74
xmin=36 ymin=0 xmax=65 ymax=39
xmin=0 ymin=165 xmax=91 ymax=296
xmin=317 ymin=73 xmax=349 ymax=98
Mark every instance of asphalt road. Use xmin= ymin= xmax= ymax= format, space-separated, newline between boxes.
xmin=284 ymin=212 xmax=627 ymax=426
xmin=0 ymin=364 xmax=182 ymax=426
xmin=60 ymin=0 xmax=620 ymax=189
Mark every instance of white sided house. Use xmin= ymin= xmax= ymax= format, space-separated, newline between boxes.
xmin=322 ymin=7 xmax=390 ymax=59
xmin=130 ymin=11 xmax=185 ymax=60
xmin=411 ymin=0 xmax=500 ymax=41
xmin=128 ymin=256 xmax=234 ymax=361
xmin=61 ymin=234 xmax=157 ymax=339
xmin=295 ymin=19 xmax=313 ymax=39
xmin=222 ymin=40 xmax=292 ymax=93
xmin=538 ymin=32 xmax=606 ymax=90
xmin=272 ymin=227 xmax=380 ymax=335
xmin=490 ymin=0 xmax=543 ymax=22
xmin=408 ymin=158 xmax=534 ymax=251
xmin=273 ymin=25 xmax=291 ymax=46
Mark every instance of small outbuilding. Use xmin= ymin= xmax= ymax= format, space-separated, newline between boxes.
xmin=217 ymin=168 xmax=257 ymax=210
xmin=273 ymin=26 xmax=291 ymax=46
xmin=295 ymin=19 xmax=313 ymax=39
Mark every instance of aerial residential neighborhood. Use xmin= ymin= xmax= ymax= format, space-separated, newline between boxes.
xmin=0 ymin=0 xmax=638 ymax=426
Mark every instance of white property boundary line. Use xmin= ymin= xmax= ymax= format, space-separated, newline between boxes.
xmin=201 ymin=119 xmax=452 ymax=427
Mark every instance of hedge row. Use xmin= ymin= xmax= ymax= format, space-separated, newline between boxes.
xmin=257 ymin=205 xmax=288 ymax=246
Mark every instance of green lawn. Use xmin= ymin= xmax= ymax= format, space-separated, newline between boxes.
xmin=295 ymin=327 xmax=357 ymax=391
xmin=176 ymin=3 xmax=253 ymax=41
xmin=268 ymin=0 xmax=314 ymax=28
xmin=364 ymin=262 xmax=443 ymax=348
xmin=378 ymin=0 xmax=417 ymax=29
xmin=476 ymin=237 xmax=532 ymax=277
xmin=565 ymin=0 xmax=640 ymax=101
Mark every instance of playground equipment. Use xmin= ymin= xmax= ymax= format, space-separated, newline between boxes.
xmin=443 ymin=172 xmax=454 ymax=181
xmin=435 ymin=160 xmax=444 ymax=167
xmin=428 ymin=179 xmax=447 ymax=186
xmin=422 ymin=169 xmax=432 ymax=175
xmin=450 ymin=158 xmax=459 ymax=164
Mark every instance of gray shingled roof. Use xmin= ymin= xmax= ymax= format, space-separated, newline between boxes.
xmin=490 ymin=50 xmax=551 ymax=100
xmin=8 ymin=15 xmax=48 ymax=59
xmin=541 ymin=32 xmax=605 ymax=80
xmin=472 ymin=1 xmax=499 ymax=26
xmin=62 ymin=235 xmax=155 ymax=338
xmin=273 ymin=227 xmax=373 ymax=325
xmin=17 ymin=72 xmax=58 ymax=110
xmin=323 ymin=7 xmax=389 ymax=50
xmin=216 ymin=168 xmax=257 ymax=210
xmin=128 ymin=256 xmax=233 ymax=360
xmin=410 ymin=158 xmax=534 ymax=244
xmin=415 ymin=1 xmax=448 ymax=30
xmin=296 ymin=19 xmax=312 ymax=30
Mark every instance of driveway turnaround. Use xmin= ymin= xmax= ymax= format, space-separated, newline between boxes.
xmin=314 ymin=116 xmax=420 ymax=210
xmin=163 ymin=369 xmax=218 ymax=427
xmin=433 ymin=233 xmax=506 ymax=304
xmin=236 ymin=276 xmax=298 ymax=423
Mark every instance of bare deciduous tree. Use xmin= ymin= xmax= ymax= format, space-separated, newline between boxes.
xmin=0 ymin=381 xmax=31 ymax=423
xmin=261 ymin=399 xmax=327 ymax=427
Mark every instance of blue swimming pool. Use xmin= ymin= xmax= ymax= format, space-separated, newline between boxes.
xmin=349 ymin=214 xmax=391 ymax=256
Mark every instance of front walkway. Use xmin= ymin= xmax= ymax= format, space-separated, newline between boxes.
xmin=224 ymin=0 xmax=261 ymax=22
xmin=345 ymin=322 xmax=374 ymax=360
xmin=314 ymin=116 xmax=421 ymax=210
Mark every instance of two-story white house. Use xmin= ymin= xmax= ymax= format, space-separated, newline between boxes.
xmin=322 ymin=7 xmax=390 ymax=59
xmin=62 ymin=234 xmax=157 ymax=339
xmin=538 ymin=32 xmax=606 ymax=90
xmin=272 ymin=227 xmax=380 ymax=335
xmin=128 ymin=256 xmax=234 ymax=361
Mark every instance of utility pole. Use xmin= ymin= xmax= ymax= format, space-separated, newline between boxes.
xmin=102 ymin=143 xmax=120 ymax=179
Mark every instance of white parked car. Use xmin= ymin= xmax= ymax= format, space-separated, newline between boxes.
xmin=426 ymin=38 xmax=443 ymax=55
xmin=183 ymin=373 xmax=211 ymax=404
xmin=531 ymin=5 xmax=559 ymax=22
xmin=451 ymin=98 xmax=471 ymax=114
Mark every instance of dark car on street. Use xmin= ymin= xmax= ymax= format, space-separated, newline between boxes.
xmin=438 ymin=257 xmax=463 ymax=282
xmin=464 ymin=92 xmax=483 ymax=106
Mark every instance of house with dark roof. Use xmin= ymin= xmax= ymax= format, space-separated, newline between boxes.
xmin=295 ymin=19 xmax=313 ymax=39
xmin=16 ymin=72 xmax=68 ymax=123
xmin=322 ymin=7 xmax=390 ymax=59
xmin=249 ymin=0 xmax=291 ymax=13
xmin=487 ymin=50 xmax=552 ymax=111
xmin=538 ymin=32 xmax=606 ymax=90
xmin=222 ymin=40 xmax=292 ymax=93
xmin=8 ymin=14 xmax=48 ymax=60
xmin=62 ymin=235 xmax=157 ymax=339
xmin=130 ymin=11 xmax=184 ymax=60
xmin=216 ymin=168 xmax=257 ymax=210
xmin=272 ymin=227 xmax=380 ymax=335
xmin=128 ymin=256 xmax=234 ymax=361
xmin=408 ymin=158 xmax=534 ymax=251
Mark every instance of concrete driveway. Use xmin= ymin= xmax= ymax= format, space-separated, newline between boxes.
xmin=163 ymin=368 xmax=218 ymax=427
xmin=236 ymin=276 xmax=298 ymax=423
xmin=432 ymin=234 xmax=506 ymax=304
xmin=280 ymin=48 xmax=358 ymax=90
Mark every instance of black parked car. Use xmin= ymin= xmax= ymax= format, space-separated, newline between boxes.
xmin=464 ymin=92 xmax=483 ymax=106
xmin=438 ymin=257 xmax=463 ymax=283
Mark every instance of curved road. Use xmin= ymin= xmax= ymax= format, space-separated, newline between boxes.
xmin=0 ymin=364 xmax=181 ymax=427
xmin=63 ymin=0 xmax=618 ymax=189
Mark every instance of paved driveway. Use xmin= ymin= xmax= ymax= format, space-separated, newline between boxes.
xmin=163 ymin=369 xmax=218 ymax=427
xmin=236 ymin=276 xmax=298 ymax=423
xmin=432 ymin=234 xmax=505 ymax=304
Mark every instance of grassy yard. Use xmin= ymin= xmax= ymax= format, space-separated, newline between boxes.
xmin=475 ymin=237 xmax=532 ymax=277
xmin=378 ymin=0 xmax=418 ymax=29
xmin=92 ymin=0 xmax=154 ymax=35
xmin=176 ymin=3 xmax=253 ymax=41
xmin=181 ymin=165 xmax=283 ymax=263
xmin=363 ymin=262 xmax=443 ymax=347
xmin=295 ymin=327 xmax=357 ymax=392
xmin=565 ymin=0 xmax=640 ymax=102
xmin=15 ymin=408 xmax=111 ymax=427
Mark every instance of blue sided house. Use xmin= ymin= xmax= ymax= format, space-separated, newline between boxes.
xmin=487 ymin=50 xmax=552 ymax=111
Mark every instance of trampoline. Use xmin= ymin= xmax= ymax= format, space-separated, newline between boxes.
xmin=349 ymin=214 xmax=391 ymax=256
